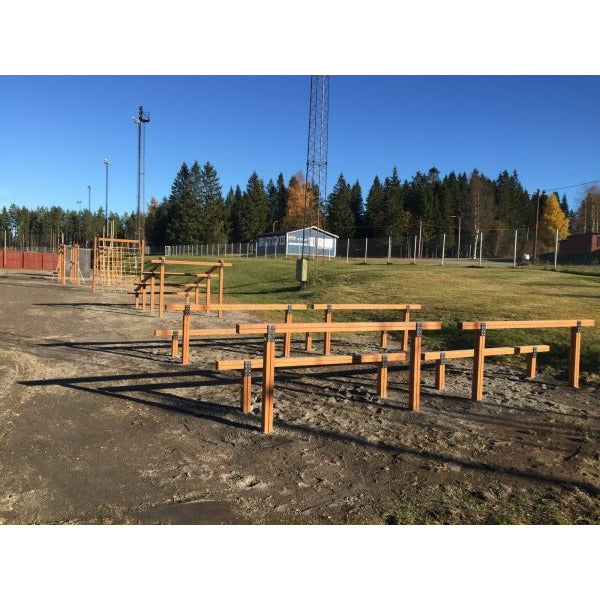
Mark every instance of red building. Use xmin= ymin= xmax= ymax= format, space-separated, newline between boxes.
xmin=559 ymin=232 xmax=600 ymax=256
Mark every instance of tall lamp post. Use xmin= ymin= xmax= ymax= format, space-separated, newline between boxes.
xmin=451 ymin=215 xmax=462 ymax=260
xmin=103 ymin=158 xmax=109 ymax=236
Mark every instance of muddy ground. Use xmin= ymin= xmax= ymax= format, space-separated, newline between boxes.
xmin=0 ymin=270 xmax=598 ymax=524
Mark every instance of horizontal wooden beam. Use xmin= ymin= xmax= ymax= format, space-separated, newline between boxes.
xmin=216 ymin=351 xmax=407 ymax=371
xmin=459 ymin=319 xmax=594 ymax=330
xmin=422 ymin=345 xmax=550 ymax=360
xmin=311 ymin=303 xmax=421 ymax=310
xmin=166 ymin=303 xmax=309 ymax=313
xmin=97 ymin=237 xmax=142 ymax=244
xmin=151 ymin=259 xmax=232 ymax=267
xmin=236 ymin=321 xmax=442 ymax=335
xmin=155 ymin=327 xmax=239 ymax=337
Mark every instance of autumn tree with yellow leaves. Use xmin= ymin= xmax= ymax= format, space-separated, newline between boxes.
xmin=540 ymin=193 xmax=569 ymax=249
xmin=282 ymin=173 xmax=321 ymax=230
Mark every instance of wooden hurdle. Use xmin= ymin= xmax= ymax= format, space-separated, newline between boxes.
xmin=235 ymin=321 xmax=442 ymax=433
xmin=459 ymin=319 xmax=595 ymax=401
xmin=164 ymin=303 xmax=309 ymax=364
xmin=310 ymin=303 xmax=421 ymax=354
xmin=421 ymin=345 xmax=551 ymax=393
xmin=217 ymin=352 xmax=408 ymax=416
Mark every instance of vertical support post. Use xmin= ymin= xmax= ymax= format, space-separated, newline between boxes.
xmin=513 ymin=229 xmax=518 ymax=268
xmin=435 ymin=353 xmax=446 ymax=390
xmin=526 ymin=348 xmax=537 ymax=379
xmin=323 ymin=305 xmax=333 ymax=355
xmin=171 ymin=331 xmax=179 ymax=358
xmin=441 ymin=233 xmax=446 ymax=266
xmin=218 ymin=261 xmax=224 ymax=317
xmin=159 ymin=257 xmax=165 ymax=317
xmin=262 ymin=325 xmax=276 ymax=434
xmin=569 ymin=321 xmax=582 ymax=388
xmin=377 ymin=354 xmax=388 ymax=398
xmin=181 ymin=305 xmax=191 ymax=365
xmin=283 ymin=306 xmax=293 ymax=358
xmin=409 ymin=323 xmax=423 ymax=411
xmin=92 ymin=237 xmax=97 ymax=291
xmin=305 ymin=332 xmax=313 ymax=352
xmin=241 ymin=361 xmax=252 ymax=414
xmin=554 ymin=228 xmax=559 ymax=271
xmin=194 ymin=280 xmax=200 ymax=305
xmin=472 ymin=323 xmax=486 ymax=402
xmin=206 ymin=277 xmax=211 ymax=314
xmin=364 ymin=238 xmax=368 ymax=264
xmin=479 ymin=231 xmax=483 ymax=267
xmin=380 ymin=330 xmax=388 ymax=349
xmin=413 ymin=235 xmax=417 ymax=264
xmin=150 ymin=274 xmax=155 ymax=315
xmin=346 ymin=238 xmax=349 ymax=264
xmin=141 ymin=283 xmax=147 ymax=311
xmin=402 ymin=306 xmax=411 ymax=352
xmin=140 ymin=239 xmax=145 ymax=283
xmin=387 ymin=236 xmax=391 ymax=264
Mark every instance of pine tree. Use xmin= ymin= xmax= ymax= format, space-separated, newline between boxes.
xmin=240 ymin=172 xmax=270 ymax=240
xmin=199 ymin=161 xmax=228 ymax=243
xmin=349 ymin=180 xmax=363 ymax=231
xmin=166 ymin=162 xmax=202 ymax=244
xmin=365 ymin=175 xmax=385 ymax=237
xmin=327 ymin=173 xmax=355 ymax=238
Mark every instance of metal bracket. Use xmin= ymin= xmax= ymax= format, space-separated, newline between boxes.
xmin=183 ymin=305 xmax=191 ymax=316
xmin=405 ymin=305 xmax=411 ymax=315
xmin=415 ymin=322 xmax=423 ymax=337
xmin=532 ymin=347 xmax=538 ymax=358
xmin=172 ymin=331 xmax=179 ymax=340
xmin=479 ymin=322 xmax=486 ymax=336
xmin=326 ymin=304 xmax=333 ymax=314
xmin=244 ymin=360 xmax=252 ymax=376
xmin=381 ymin=353 xmax=388 ymax=367
xmin=439 ymin=351 xmax=446 ymax=365
xmin=287 ymin=304 xmax=293 ymax=314
xmin=576 ymin=320 xmax=582 ymax=333
xmin=267 ymin=324 xmax=276 ymax=342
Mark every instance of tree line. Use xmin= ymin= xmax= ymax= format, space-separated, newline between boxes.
xmin=4 ymin=159 xmax=591 ymax=254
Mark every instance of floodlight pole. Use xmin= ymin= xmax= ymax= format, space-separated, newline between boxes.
xmin=103 ymin=159 xmax=109 ymax=232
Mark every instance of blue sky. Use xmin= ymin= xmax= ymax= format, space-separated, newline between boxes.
xmin=1 ymin=75 xmax=599 ymax=215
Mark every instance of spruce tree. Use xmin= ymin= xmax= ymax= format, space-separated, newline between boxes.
xmin=199 ymin=161 xmax=228 ymax=243
xmin=327 ymin=173 xmax=355 ymax=238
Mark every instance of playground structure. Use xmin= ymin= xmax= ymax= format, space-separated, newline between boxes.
xmin=92 ymin=237 xmax=144 ymax=292
xmin=161 ymin=302 xmax=420 ymax=364
xmin=133 ymin=258 xmax=232 ymax=317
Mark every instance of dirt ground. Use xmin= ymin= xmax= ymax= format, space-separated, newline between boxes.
xmin=0 ymin=270 xmax=598 ymax=524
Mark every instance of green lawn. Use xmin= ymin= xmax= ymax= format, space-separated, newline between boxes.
xmin=150 ymin=256 xmax=600 ymax=381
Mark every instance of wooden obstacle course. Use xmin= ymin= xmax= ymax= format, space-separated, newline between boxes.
xmin=421 ymin=344 xmax=551 ymax=391
xmin=217 ymin=352 xmax=408 ymax=416
xmin=92 ymin=237 xmax=144 ymax=292
xmin=458 ymin=319 xmax=595 ymax=401
xmin=133 ymin=257 xmax=231 ymax=317
xmin=234 ymin=320 xmax=442 ymax=433
xmin=310 ymin=303 xmax=421 ymax=353
xmin=164 ymin=303 xmax=309 ymax=363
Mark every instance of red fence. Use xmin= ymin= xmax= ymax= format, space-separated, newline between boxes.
xmin=2 ymin=251 xmax=58 ymax=270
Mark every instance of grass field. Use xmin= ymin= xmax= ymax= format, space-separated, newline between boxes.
xmin=152 ymin=256 xmax=600 ymax=381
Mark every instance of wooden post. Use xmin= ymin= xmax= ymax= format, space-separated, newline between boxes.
xmin=323 ymin=305 xmax=333 ymax=355
xmin=194 ymin=281 xmax=200 ymax=305
xmin=262 ymin=325 xmax=276 ymax=434
xmin=206 ymin=277 xmax=211 ymax=313
xmin=141 ymin=283 xmax=147 ymax=311
xmin=380 ymin=331 xmax=388 ymax=348
xmin=305 ymin=332 xmax=313 ymax=352
xmin=513 ymin=229 xmax=518 ymax=268
xmin=218 ymin=261 xmax=224 ymax=317
xmin=402 ymin=306 xmax=411 ymax=352
xmin=181 ymin=305 xmax=191 ymax=365
xmin=435 ymin=353 xmax=446 ymax=390
xmin=526 ymin=348 xmax=537 ymax=379
xmin=241 ymin=361 xmax=252 ymax=414
xmin=171 ymin=331 xmax=179 ymax=358
xmin=283 ymin=306 xmax=293 ymax=358
xmin=472 ymin=323 xmax=486 ymax=401
xmin=408 ymin=323 xmax=422 ymax=411
xmin=377 ymin=354 xmax=388 ymax=398
xmin=159 ymin=257 xmax=165 ymax=317
xmin=569 ymin=321 xmax=582 ymax=388
xmin=150 ymin=274 xmax=155 ymax=315
xmin=140 ymin=239 xmax=145 ymax=282
xmin=346 ymin=238 xmax=349 ymax=263
xmin=441 ymin=233 xmax=446 ymax=266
